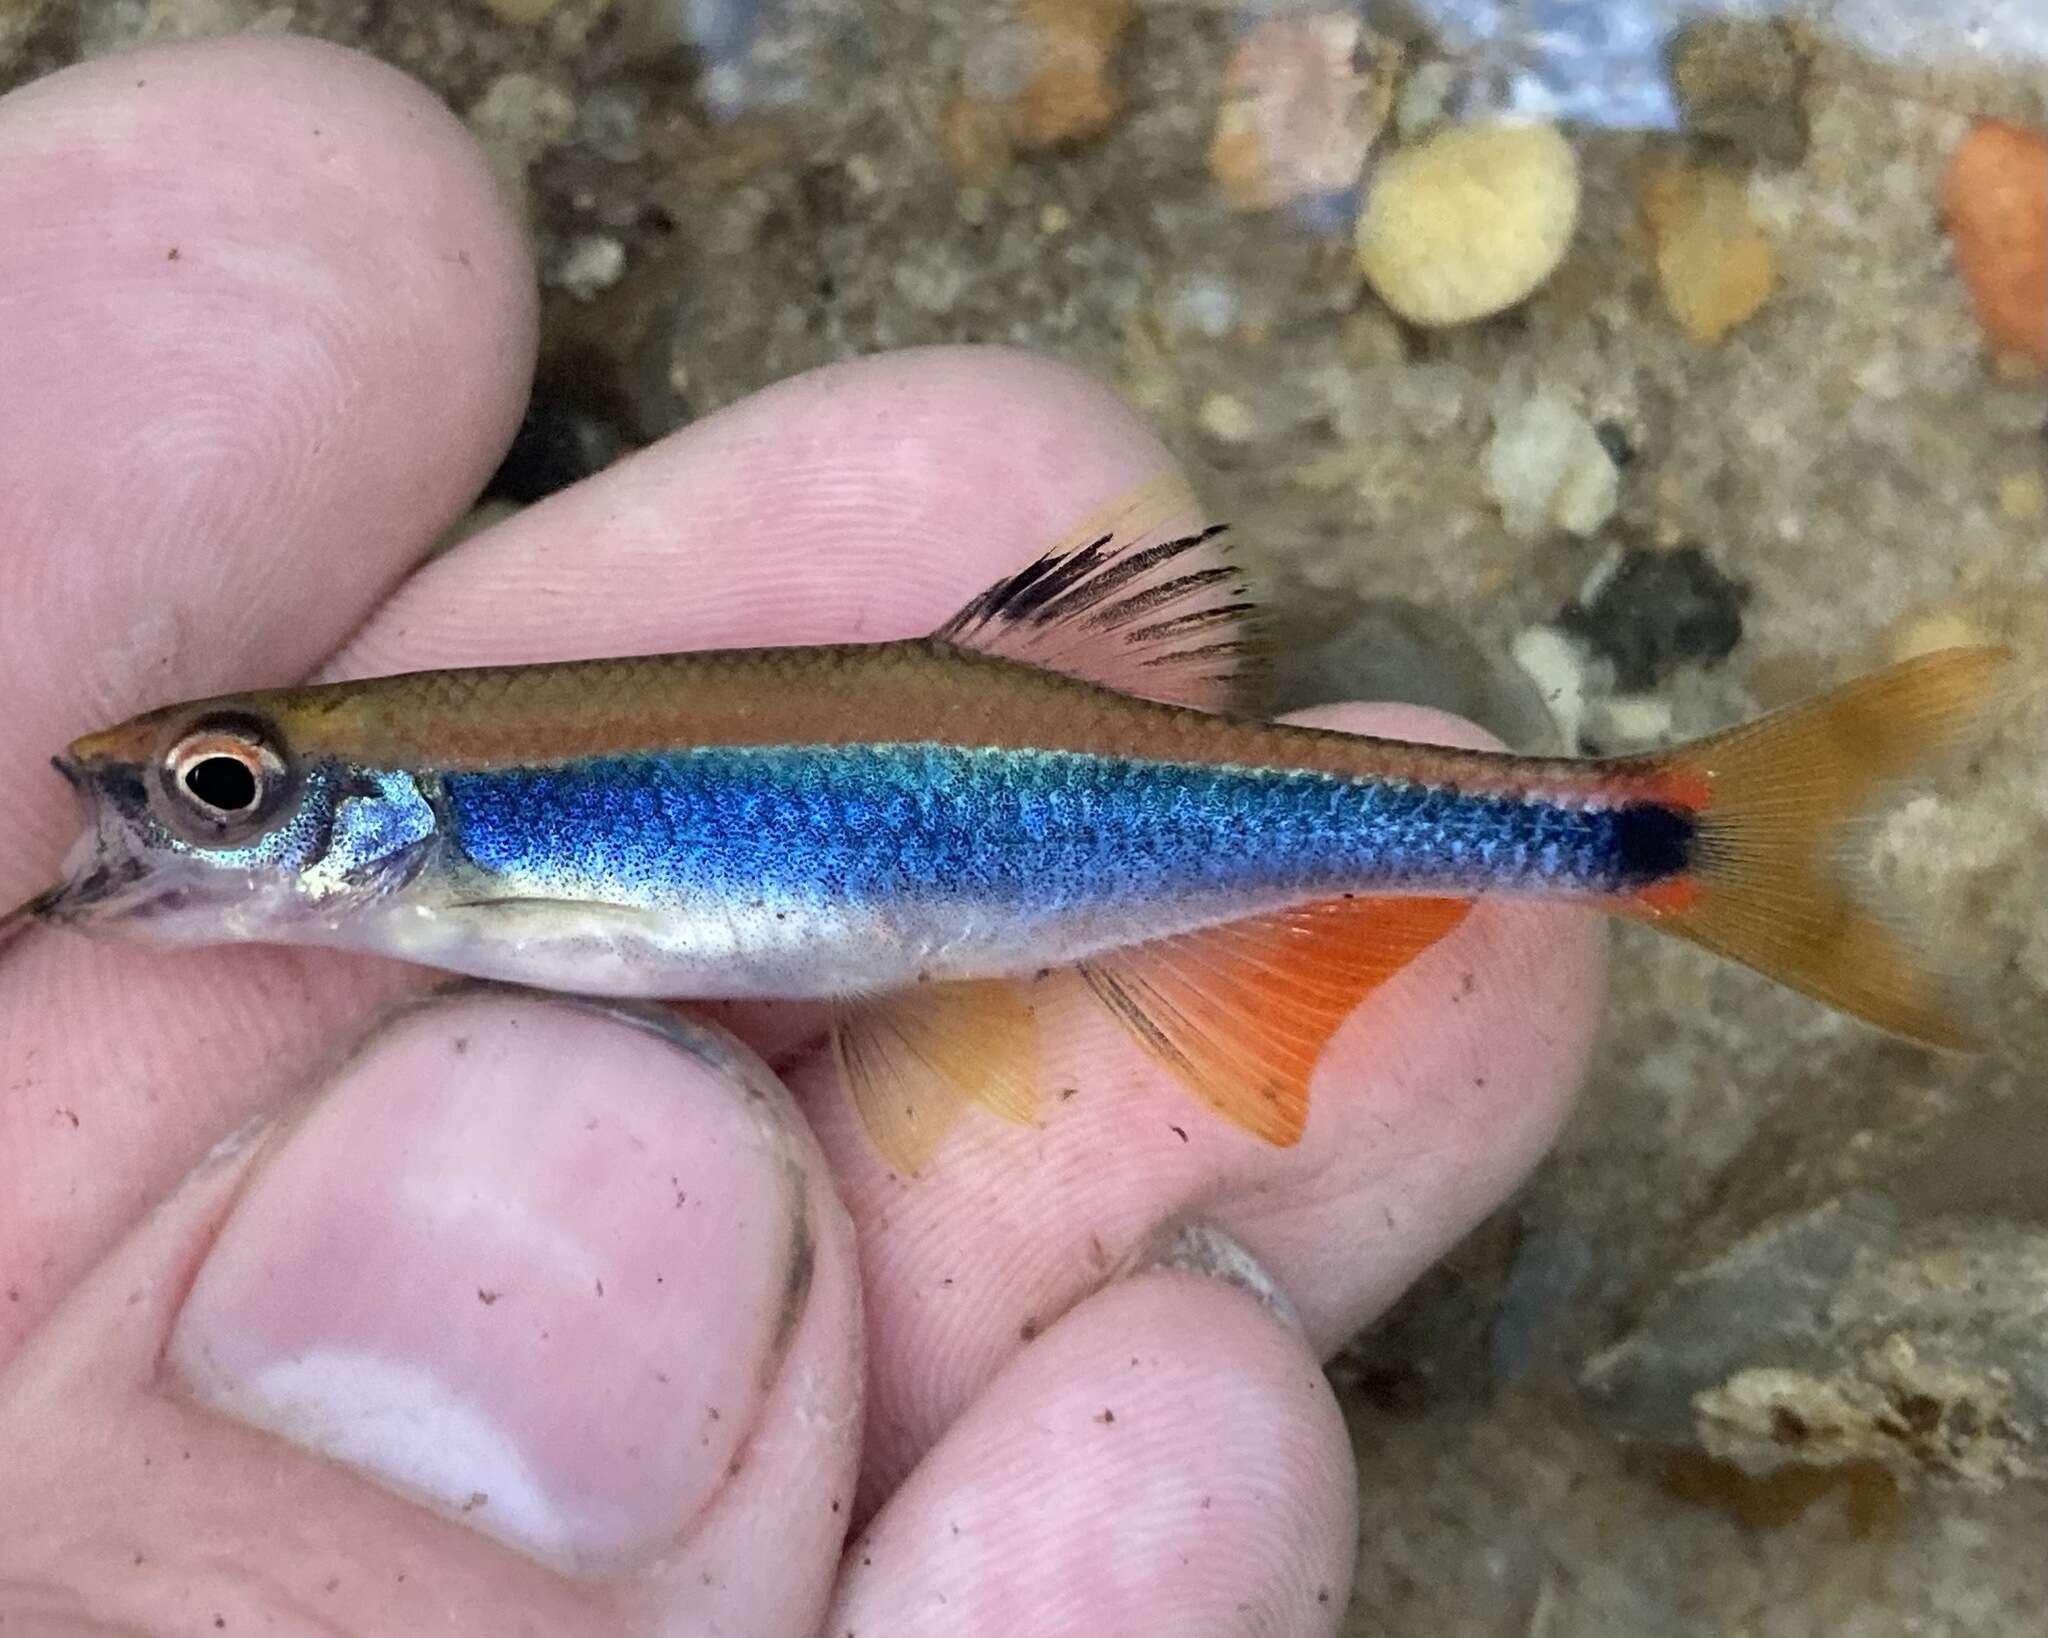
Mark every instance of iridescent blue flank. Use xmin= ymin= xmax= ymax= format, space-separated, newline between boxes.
xmin=441 ymin=746 xmax=1690 ymax=915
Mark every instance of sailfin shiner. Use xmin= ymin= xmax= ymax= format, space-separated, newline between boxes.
xmin=8 ymin=483 xmax=2014 ymax=1172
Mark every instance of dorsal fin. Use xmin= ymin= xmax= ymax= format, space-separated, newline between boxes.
xmin=1080 ymin=895 xmax=1473 ymax=1145
xmin=933 ymin=476 xmax=1261 ymax=711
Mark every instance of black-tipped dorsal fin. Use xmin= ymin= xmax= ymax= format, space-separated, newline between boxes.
xmin=933 ymin=476 xmax=1261 ymax=711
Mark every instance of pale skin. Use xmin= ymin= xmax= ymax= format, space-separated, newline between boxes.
xmin=0 ymin=37 xmax=1605 ymax=1636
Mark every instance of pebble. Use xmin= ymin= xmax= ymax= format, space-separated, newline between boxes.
xmin=962 ymin=0 xmax=1132 ymax=153
xmin=468 ymin=72 xmax=578 ymax=220
xmin=1666 ymin=15 xmax=1809 ymax=168
xmin=555 ymin=234 xmax=626 ymax=301
xmin=1942 ymin=121 xmax=2048 ymax=374
xmin=1641 ymin=160 xmax=1777 ymax=344
xmin=2000 ymin=472 xmax=2046 ymax=523
xmin=938 ymin=95 xmax=1014 ymax=188
xmin=485 ymin=396 xmax=632 ymax=506
xmin=1483 ymin=392 xmax=1619 ymax=540
xmin=1207 ymin=13 xmax=1398 ymax=212
xmin=1558 ymin=546 xmax=1747 ymax=692
xmin=1509 ymin=625 xmax=1595 ymax=751
xmin=1885 ymin=607 xmax=1991 ymax=665
xmin=1196 ymin=391 xmax=1260 ymax=444
xmin=1354 ymin=121 xmax=1580 ymax=328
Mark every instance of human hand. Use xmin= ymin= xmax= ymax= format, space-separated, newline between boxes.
xmin=0 ymin=37 xmax=1603 ymax=1635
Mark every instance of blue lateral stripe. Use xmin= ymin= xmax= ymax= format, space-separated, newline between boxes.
xmin=441 ymin=745 xmax=1684 ymax=911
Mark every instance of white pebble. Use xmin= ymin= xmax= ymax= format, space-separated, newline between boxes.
xmin=1510 ymin=625 xmax=1594 ymax=751
xmin=555 ymin=235 xmax=626 ymax=301
xmin=1483 ymin=392 xmax=1619 ymax=539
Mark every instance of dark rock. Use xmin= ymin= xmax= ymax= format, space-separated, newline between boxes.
xmin=484 ymin=390 xmax=634 ymax=505
xmin=1558 ymin=546 xmax=1747 ymax=692
xmin=1583 ymin=1196 xmax=2048 ymax=1486
xmin=1667 ymin=16 xmax=1810 ymax=169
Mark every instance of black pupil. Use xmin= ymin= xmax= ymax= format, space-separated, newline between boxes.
xmin=184 ymin=755 xmax=259 ymax=812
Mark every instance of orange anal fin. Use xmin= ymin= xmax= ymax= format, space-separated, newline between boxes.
xmin=1080 ymin=895 xmax=1473 ymax=1147
xmin=832 ymin=979 xmax=1039 ymax=1175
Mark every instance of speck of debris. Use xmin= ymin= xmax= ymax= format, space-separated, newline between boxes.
xmin=1170 ymin=1124 xmax=1188 ymax=1141
xmin=452 ymin=1036 xmax=470 ymax=1055
xmin=1558 ymin=544 xmax=1748 ymax=690
xmin=462 ymin=1491 xmax=489 ymax=1513
xmin=1020 ymin=1316 xmax=1042 ymax=1341
xmin=595 ymin=1277 xmax=605 ymax=1297
xmin=1095 ymin=1407 xmax=1117 ymax=1424
xmin=1059 ymin=1086 xmax=1079 ymax=1100
xmin=166 ymin=247 xmax=180 ymax=261
xmin=477 ymin=1289 xmax=500 ymax=1305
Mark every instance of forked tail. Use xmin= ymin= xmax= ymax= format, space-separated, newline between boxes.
xmin=1622 ymin=645 xmax=2016 ymax=1048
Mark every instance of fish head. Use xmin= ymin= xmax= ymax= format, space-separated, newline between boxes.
xmin=39 ymin=696 xmax=440 ymax=945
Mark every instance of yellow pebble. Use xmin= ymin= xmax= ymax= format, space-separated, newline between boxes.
xmin=1998 ymin=471 xmax=2045 ymax=523
xmin=1353 ymin=121 xmax=1580 ymax=327
xmin=1641 ymin=161 xmax=1777 ymax=344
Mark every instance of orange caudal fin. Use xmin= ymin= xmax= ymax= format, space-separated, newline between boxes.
xmin=1081 ymin=895 xmax=1473 ymax=1145
xmin=1624 ymin=645 xmax=2018 ymax=1049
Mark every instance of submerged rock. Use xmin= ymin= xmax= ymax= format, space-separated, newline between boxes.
xmin=1667 ymin=15 xmax=1810 ymax=168
xmin=1584 ymin=1199 xmax=2048 ymax=1488
xmin=1943 ymin=121 xmax=2048 ymax=374
xmin=1483 ymin=391 xmax=1619 ymax=540
xmin=1641 ymin=160 xmax=1778 ymax=344
xmin=1207 ymin=13 xmax=1398 ymax=212
xmin=1354 ymin=120 xmax=1579 ymax=327
xmin=1559 ymin=546 xmax=1747 ymax=692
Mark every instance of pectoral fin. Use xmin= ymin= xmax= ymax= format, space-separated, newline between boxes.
xmin=832 ymin=978 xmax=1040 ymax=1175
xmin=1080 ymin=895 xmax=1473 ymax=1146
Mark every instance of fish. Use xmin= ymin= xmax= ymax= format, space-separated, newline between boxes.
xmin=1 ymin=483 xmax=2015 ymax=1172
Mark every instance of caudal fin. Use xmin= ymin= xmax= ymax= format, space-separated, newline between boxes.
xmin=1625 ymin=645 xmax=2016 ymax=1049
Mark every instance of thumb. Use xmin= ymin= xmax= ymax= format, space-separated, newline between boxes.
xmin=0 ymin=992 xmax=861 ymax=1636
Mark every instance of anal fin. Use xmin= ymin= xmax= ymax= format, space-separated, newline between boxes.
xmin=1080 ymin=896 xmax=1472 ymax=1146
xmin=833 ymin=979 xmax=1039 ymax=1175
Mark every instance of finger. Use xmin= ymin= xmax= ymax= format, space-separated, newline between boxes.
xmin=302 ymin=345 xmax=1600 ymax=1500
xmin=830 ymin=1261 xmax=1354 ymax=1637
xmin=0 ymin=33 xmax=532 ymax=1357
xmin=0 ymin=35 xmax=535 ymax=906
xmin=0 ymin=994 xmax=860 ymax=1637
xmin=326 ymin=345 xmax=1202 ymax=675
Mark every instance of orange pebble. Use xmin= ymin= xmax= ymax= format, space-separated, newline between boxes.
xmin=1942 ymin=120 xmax=2048 ymax=372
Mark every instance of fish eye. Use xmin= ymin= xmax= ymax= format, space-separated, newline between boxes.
xmin=181 ymin=751 xmax=260 ymax=813
xmin=153 ymin=716 xmax=296 ymax=843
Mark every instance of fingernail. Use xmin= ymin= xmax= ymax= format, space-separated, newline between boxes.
xmin=163 ymin=994 xmax=812 ymax=1575
xmin=1141 ymin=1222 xmax=1302 ymax=1332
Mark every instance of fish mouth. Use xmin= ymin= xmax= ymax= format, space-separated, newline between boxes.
xmin=0 ymin=885 xmax=66 ymax=954
xmin=29 ymin=855 xmax=157 ymax=926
